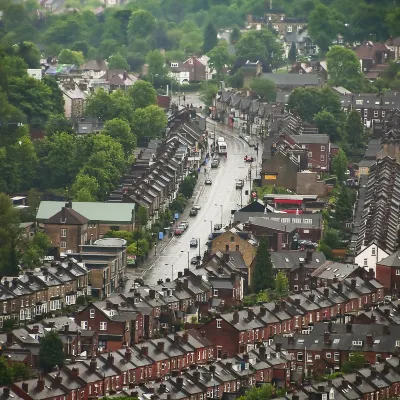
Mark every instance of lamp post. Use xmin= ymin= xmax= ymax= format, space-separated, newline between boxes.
xmin=215 ymin=204 xmax=223 ymax=226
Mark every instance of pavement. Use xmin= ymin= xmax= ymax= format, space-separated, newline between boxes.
xmin=126 ymin=120 xmax=261 ymax=286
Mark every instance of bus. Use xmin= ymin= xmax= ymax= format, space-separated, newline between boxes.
xmin=217 ymin=140 xmax=227 ymax=155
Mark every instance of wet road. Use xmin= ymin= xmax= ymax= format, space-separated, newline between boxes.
xmin=141 ymin=121 xmax=261 ymax=284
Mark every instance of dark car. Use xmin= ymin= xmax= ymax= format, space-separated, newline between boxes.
xmin=191 ymin=257 xmax=199 ymax=265
xmin=211 ymin=159 xmax=219 ymax=168
xmin=214 ymin=223 xmax=222 ymax=231
xmin=236 ymin=179 xmax=244 ymax=189
xmin=189 ymin=208 xmax=198 ymax=216
xmin=190 ymin=238 xmax=198 ymax=247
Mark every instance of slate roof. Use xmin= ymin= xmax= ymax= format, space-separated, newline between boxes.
xmin=261 ymin=73 xmax=320 ymax=86
xmin=377 ymin=250 xmax=400 ymax=267
xmin=43 ymin=206 xmax=88 ymax=225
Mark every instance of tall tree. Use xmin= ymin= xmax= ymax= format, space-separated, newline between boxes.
xmin=146 ymin=50 xmax=167 ymax=79
xmin=346 ymin=110 xmax=364 ymax=148
xmin=15 ymin=41 xmax=40 ymax=68
xmin=229 ymin=26 xmax=241 ymax=44
xmin=38 ymin=331 xmax=65 ymax=373
xmin=251 ymin=237 xmax=274 ymax=293
xmin=108 ymin=53 xmax=129 ymax=71
xmin=308 ymin=4 xmax=341 ymax=54
xmin=332 ymin=148 xmax=348 ymax=183
xmin=314 ymin=110 xmax=342 ymax=142
xmin=238 ymin=383 xmax=274 ymax=400
xmin=202 ymin=22 xmax=218 ymax=54
xmin=57 ymin=49 xmax=85 ymax=66
xmin=326 ymin=46 xmax=364 ymax=92
xmin=207 ymin=41 xmax=233 ymax=81
xmin=127 ymin=80 xmax=157 ymax=110
xmin=128 ymin=9 xmax=155 ymax=39
xmin=275 ymin=271 xmax=289 ymax=299
xmin=249 ymin=78 xmax=276 ymax=102
xmin=288 ymin=42 xmax=297 ymax=64
xmin=103 ymin=118 xmax=137 ymax=155
xmin=72 ymin=174 xmax=100 ymax=201
xmin=335 ymin=187 xmax=353 ymax=222
xmin=131 ymin=105 xmax=168 ymax=139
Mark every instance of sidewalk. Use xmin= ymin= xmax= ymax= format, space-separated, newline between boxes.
xmin=125 ymin=176 xmax=205 ymax=284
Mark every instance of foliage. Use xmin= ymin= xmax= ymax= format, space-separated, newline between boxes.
xmin=45 ymin=114 xmax=75 ymax=136
xmin=128 ymin=10 xmax=155 ymax=39
xmin=227 ymin=68 xmax=244 ymax=88
xmin=131 ymin=105 xmax=168 ymax=139
xmin=342 ymin=352 xmax=366 ymax=373
xmin=346 ymin=110 xmax=364 ymax=149
xmin=108 ymin=53 xmax=130 ymax=71
xmin=318 ymin=242 xmax=333 ymax=260
xmin=237 ymin=383 xmax=274 ymax=400
xmin=146 ymin=50 xmax=167 ymax=79
xmin=275 ymin=271 xmax=289 ymax=299
xmin=288 ymin=86 xmax=344 ymax=125
xmin=137 ymin=206 xmax=148 ymax=227
xmin=38 ymin=330 xmax=65 ymax=373
xmin=207 ymin=41 xmax=233 ymax=81
xmin=249 ymin=78 xmax=276 ymax=102
xmin=72 ymin=174 xmax=100 ymax=201
xmin=103 ymin=118 xmax=137 ymax=155
xmin=235 ymin=29 xmax=283 ymax=71
xmin=203 ymin=22 xmax=217 ymax=54
xmin=1 ymin=319 xmax=15 ymax=333
xmin=199 ymin=82 xmax=219 ymax=106
xmin=169 ymin=193 xmax=187 ymax=214
xmin=31 ymin=232 xmax=51 ymax=258
xmin=230 ymin=26 xmax=241 ymax=44
xmin=332 ymin=148 xmax=348 ymax=182
xmin=243 ymin=291 xmax=269 ymax=306
xmin=335 ymin=187 xmax=353 ymax=223
xmin=11 ymin=362 xmax=31 ymax=380
xmin=15 ymin=41 xmax=40 ymax=68
xmin=0 ymin=357 xmax=15 ymax=386
xmin=179 ymin=174 xmax=198 ymax=198
xmin=288 ymin=42 xmax=297 ymax=64
xmin=58 ymin=49 xmax=85 ymax=66
xmin=127 ymin=80 xmax=157 ymax=110
xmin=326 ymin=46 xmax=364 ymax=92
xmin=322 ymin=229 xmax=340 ymax=249
xmin=314 ymin=110 xmax=342 ymax=143
xmin=251 ymin=237 xmax=274 ymax=293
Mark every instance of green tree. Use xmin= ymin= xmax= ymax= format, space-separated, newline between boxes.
xmin=235 ymin=29 xmax=282 ymax=70
xmin=108 ymin=53 xmax=129 ymax=71
xmin=137 ymin=206 xmax=148 ymax=227
xmin=319 ymin=242 xmax=333 ymax=260
xmin=180 ymin=175 xmax=197 ymax=198
xmin=335 ymin=187 xmax=353 ymax=222
xmin=346 ymin=110 xmax=364 ymax=148
xmin=342 ymin=352 xmax=366 ymax=373
xmin=31 ymin=232 xmax=51 ymax=258
xmin=71 ymin=41 xmax=90 ymax=57
xmin=251 ymin=237 xmax=274 ymax=293
xmin=0 ymin=193 xmax=23 ymax=276
xmin=227 ymin=68 xmax=244 ymax=88
xmin=58 ymin=49 xmax=85 ymax=66
xmin=128 ymin=9 xmax=155 ymax=39
xmin=288 ymin=42 xmax=297 ymax=64
xmin=146 ymin=50 xmax=167 ymax=79
xmin=45 ymin=114 xmax=75 ymax=136
xmin=127 ymin=80 xmax=157 ymax=110
xmin=15 ymin=41 xmax=40 ymax=68
xmin=207 ymin=41 xmax=233 ymax=81
xmin=308 ymin=4 xmax=341 ymax=54
xmin=322 ymin=229 xmax=340 ymax=249
xmin=103 ymin=118 xmax=137 ymax=155
xmin=85 ymin=89 xmax=114 ymax=121
xmin=199 ymin=82 xmax=218 ymax=106
xmin=131 ymin=105 xmax=168 ymax=139
xmin=238 ymin=383 xmax=274 ymax=400
xmin=249 ymin=78 xmax=276 ymax=102
xmin=0 ymin=357 xmax=14 ymax=386
xmin=72 ymin=174 xmax=100 ymax=201
xmin=326 ymin=46 xmax=364 ymax=92
xmin=38 ymin=331 xmax=65 ymax=373
xmin=202 ymin=22 xmax=217 ymax=53
xmin=314 ymin=110 xmax=342 ymax=142
xmin=275 ymin=271 xmax=289 ymax=299
xmin=12 ymin=362 xmax=31 ymax=380
xmin=229 ymin=26 xmax=241 ymax=44
xmin=332 ymin=148 xmax=348 ymax=182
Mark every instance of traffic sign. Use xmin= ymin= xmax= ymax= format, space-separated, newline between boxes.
xmin=174 ymin=213 xmax=179 ymax=220
xmin=159 ymin=232 xmax=164 ymax=240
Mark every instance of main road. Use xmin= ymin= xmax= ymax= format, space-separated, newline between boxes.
xmin=141 ymin=121 xmax=261 ymax=284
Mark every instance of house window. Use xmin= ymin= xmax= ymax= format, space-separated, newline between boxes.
xmin=287 ymin=25 xmax=293 ymax=33
xmin=396 ymin=270 xmax=400 ymax=276
xmin=60 ymin=241 xmax=66 ymax=248
xmin=294 ymin=285 xmax=298 ymax=291
xmin=297 ymin=25 xmax=302 ymax=31
xmin=189 ymin=59 xmax=193 ymax=65
xmin=364 ymin=258 xmax=368 ymax=266
xmin=371 ymin=247 xmax=376 ymax=255
xmin=308 ymin=163 xmax=313 ymax=168
xmin=217 ymin=319 xmax=222 ymax=329
xmin=382 ymin=111 xmax=386 ymax=117
xmin=364 ymin=109 xmax=368 ymax=116
xmin=230 ymin=236 xmax=234 ymax=242
xmin=321 ymin=146 xmax=325 ymax=151
xmin=170 ymin=63 xmax=178 ymax=67
xmin=90 ymin=309 xmax=95 ymax=319
xmin=308 ymin=152 xmax=312 ymax=158
xmin=334 ymin=353 xmax=340 ymax=361
xmin=321 ymin=155 xmax=325 ymax=161
xmin=214 ymin=289 xmax=218 ymax=296
xmin=356 ymin=100 xmax=363 ymax=105
xmin=297 ymin=352 xmax=303 ymax=361
xmin=374 ymin=111 xmax=378 ymax=117
xmin=61 ymin=228 xmax=67 ymax=238
xmin=81 ymin=321 xmax=88 ymax=329
xmin=326 ymin=352 xmax=331 ymax=358
xmin=100 ymin=322 xmax=107 ymax=330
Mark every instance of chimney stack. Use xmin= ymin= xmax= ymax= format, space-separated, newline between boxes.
xmin=71 ymin=367 xmax=79 ymax=378
xmin=232 ymin=310 xmax=239 ymax=324
xmin=3 ymin=388 xmax=10 ymax=399
xmin=176 ymin=377 xmax=184 ymax=390
xmin=157 ymin=341 xmax=165 ymax=352
xmin=193 ymin=370 xmax=200 ymax=383
xmin=125 ymin=347 xmax=132 ymax=360
xmin=324 ymin=332 xmax=331 ymax=345
xmin=259 ymin=346 xmax=266 ymax=360
xmin=141 ymin=346 xmax=149 ymax=356
xmin=247 ymin=308 xmax=254 ymax=320
xmin=366 ymin=334 xmax=373 ymax=346
xmin=351 ymin=278 xmax=357 ymax=288
xmin=259 ymin=306 xmax=266 ymax=316
xmin=37 ymin=376 xmax=45 ymax=392
xmin=89 ymin=358 xmax=97 ymax=372
xmin=275 ymin=342 xmax=282 ymax=352
xmin=183 ymin=332 xmax=189 ymax=343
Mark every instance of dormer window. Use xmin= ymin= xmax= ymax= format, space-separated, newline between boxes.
xmin=287 ymin=25 xmax=293 ymax=33
xmin=171 ymin=63 xmax=178 ymax=68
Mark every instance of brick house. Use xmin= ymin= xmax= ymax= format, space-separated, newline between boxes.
xmin=376 ymin=250 xmax=400 ymax=295
xmin=41 ymin=205 xmax=88 ymax=256
xmin=355 ymin=41 xmax=391 ymax=75
xmin=183 ymin=56 xmax=206 ymax=82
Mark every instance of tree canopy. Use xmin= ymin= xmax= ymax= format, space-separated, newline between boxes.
xmin=251 ymin=237 xmax=274 ymax=293
xmin=38 ymin=331 xmax=65 ymax=373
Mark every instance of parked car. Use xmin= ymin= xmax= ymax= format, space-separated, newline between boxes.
xmin=244 ymin=155 xmax=254 ymax=162
xmin=193 ymin=204 xmax=201 ymax=211
xmin=191 ymin=256 xmax=198 ymax=265
xmin=180 ymin=221 xmax=189 ymax=229
xmin=175 ymin=228 xmax=183 ymax=236
xmin=214 ymin=223 xmax=222 ymax=231
xmin=211 ymin=159 xmax=219 ymax=168
xmin=205 ymin=179 xmax=212 ymax=185
xmin=190 ymin=238 xmax=198 ymax=247
xmin=189 ymin=208 xmax=198 ymax=216
xmin=236 ymin=179 xmax=244 ymax=189
xmin=208 ymin=233 xmax=214 ymax=240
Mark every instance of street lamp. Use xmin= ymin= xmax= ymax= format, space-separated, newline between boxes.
xmin=215 ymin=204 xmax=223 ymax=226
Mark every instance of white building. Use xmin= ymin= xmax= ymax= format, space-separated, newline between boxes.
xmin=27 ymin=69 xmax=42 ymax=80
xmin=354 ymin=242 xmax=390 ymax=276
xmin=168 ymin=62 xmax=190 ymax=85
